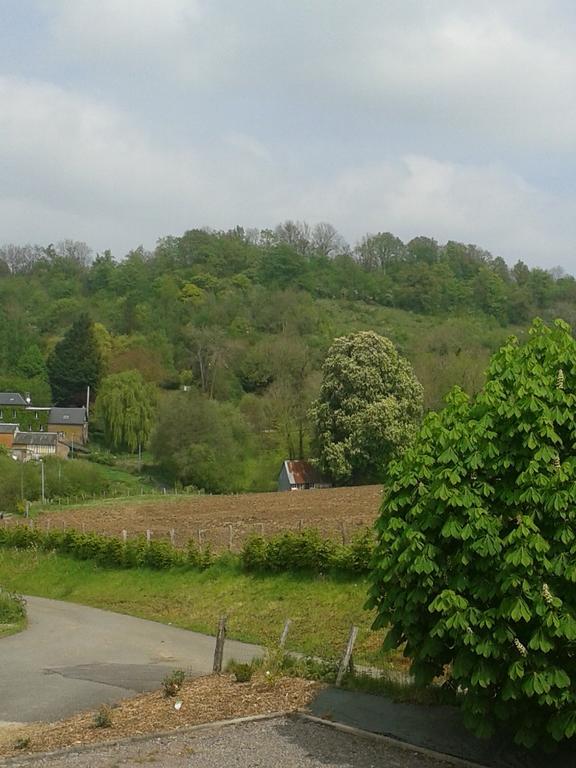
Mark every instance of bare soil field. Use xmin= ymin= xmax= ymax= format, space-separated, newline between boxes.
xmin=30 ymin=486 xmax=383 ymax=551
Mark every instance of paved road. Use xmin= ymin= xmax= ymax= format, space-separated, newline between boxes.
xmin=0 ymin=596 xmax=260 ymax=724
xmin=1 ymin=716 xmax=453 ymax=768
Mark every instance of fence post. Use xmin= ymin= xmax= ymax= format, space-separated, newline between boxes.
xmin=279 ymin=619 xmax=292 ymax=649
xmin=298 ymin=519 xmax=303 ymax=532
xmin=170 ymin=528 xmax=176 ymax=547
xmin=212 ymin=615 xmax=227 ymax=673
xmin=198 ymin=528 xmax=203 ymax=547
xmin=228 ymin=524 xmax=233 ymax=552
xmin=340 ymin=520 xmax=347 ymax=545
xmin=146 ymin=529 xmax=152 ymax=545
xmin=336 ymin=625 xmax=358 ymax=687
xmin=259 ymin=523 xmax=265 ymax=537
xmin=122 ymin=529 xmax=128 ymax=543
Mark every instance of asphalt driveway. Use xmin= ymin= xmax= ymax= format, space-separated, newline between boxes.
xmin=0 ymin=596 xmax=260 ymax=724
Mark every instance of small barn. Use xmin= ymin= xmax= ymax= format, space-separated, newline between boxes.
xmin=11 ymin=432 xmax=69 ymax=462
xmin=277 ymin=460 xmax=332 ymax=491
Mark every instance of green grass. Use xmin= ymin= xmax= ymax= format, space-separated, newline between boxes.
xmin=0 ymin=549 xmax=395 ymax=666
xmin=0 ymin=616 xmax=26 ymax=639
xmin=0 ymin=589 xmax=27 ymax=639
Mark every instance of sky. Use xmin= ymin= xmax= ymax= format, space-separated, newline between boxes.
xmin=1 ymin=1 xmax=576 ymax=270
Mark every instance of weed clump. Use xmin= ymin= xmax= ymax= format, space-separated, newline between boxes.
xmin=227 ymin=661 xmax=254 ymax=683
xmin=162 ymin=669 xmax=186 ymax=697
xmin=93 ymin=704 xmax=113 ymax=728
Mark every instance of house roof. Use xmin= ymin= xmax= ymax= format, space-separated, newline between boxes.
xmin=13 ymin=431 xmax=59 ymax=447
xmin=48 ymin=407 xmax=87 ymax=426
xmin=0 ymin=423 xmax=18 ymax=434
xmin=281 ymin=460 xmax=328 ymax=486
xmin=0 ymin=393 xmax=27 ymax=406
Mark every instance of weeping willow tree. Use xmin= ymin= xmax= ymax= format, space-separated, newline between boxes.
xmin=95 ymin=371 xmax=157 ymax=452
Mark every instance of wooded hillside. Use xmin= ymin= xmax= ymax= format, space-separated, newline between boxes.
xmin=1 ymin=224 xmax=573 ymax=492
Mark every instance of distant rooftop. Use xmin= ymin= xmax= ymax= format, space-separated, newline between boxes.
xmin=13 ymin=432 xmax=58 ymax=447
xmin=0 ymin=423 xmax=18 ymax=434
xmin=282 ymin=460 xmax=329 ymax=486
xmin=0 ymin=393 xmax=27 ymax=406
xmin=49 ymin=407 xmax=87 ymax=426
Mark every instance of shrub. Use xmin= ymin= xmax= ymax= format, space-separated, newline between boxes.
xmin=347 ymin=529 xmax=376 ymax=572
xmin=93 ymin=705 xmax=113 ymax=728
xmin=13 ymin=737 xmax=31 ymax=751
xmin=240 ymin=528 xmax=372 ymax=574
xmin=241 ymin=535 xmax=268 ymax=571
xmin=0 ymin=588 xmax=26 ymax=624
xmin=227 ymin=661 xmax=254 ymax=683
xmin=162 ymin=669 xmax=186 ymax=697
xmin=368 ymin=320 xmax=576 ymax=748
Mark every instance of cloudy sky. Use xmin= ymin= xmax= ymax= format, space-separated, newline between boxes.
xmin=1 ymin=1 xmax=576 ymax=269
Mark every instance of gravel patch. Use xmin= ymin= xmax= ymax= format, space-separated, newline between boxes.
xmin=1 ymin=717 xmax=454 ymax=768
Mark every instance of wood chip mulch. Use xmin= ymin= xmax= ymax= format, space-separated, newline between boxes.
xmin=0 ymin=673 xmax=321 ymax=759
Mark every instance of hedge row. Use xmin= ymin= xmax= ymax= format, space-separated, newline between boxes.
xmin=240 ymin=528 xmax=375 ymax=574
xmin=0 ymin=526 xmax=213 ymax=570
xmin=0 ymin=525 xmax=375 ymax=574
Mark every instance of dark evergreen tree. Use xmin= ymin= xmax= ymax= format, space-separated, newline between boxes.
xmin=47 ymin=314 xmax=103 ymax=406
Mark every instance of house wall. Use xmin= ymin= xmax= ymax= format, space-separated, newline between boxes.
xmin=0 ymin=405 xmax=25 ymax=422
xmin=14 ymin=444 xmax=57 ymax=461
xmin=19 ymin=409 xmax=50 ymax=432
xmin=277 ymin=465 xmax=293 ymax=492
xmin=0 ymin=433 xmax=15 ymax=448
xmin=48 ymin=422 xmax=87 ymax=445
xmin=56 ymin=442 xmax=69 ymax=459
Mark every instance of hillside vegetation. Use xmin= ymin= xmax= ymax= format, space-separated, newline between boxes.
xmin=1 ymin=225 xmax=574 ymax=493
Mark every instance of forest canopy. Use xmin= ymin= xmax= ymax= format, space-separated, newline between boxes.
xmin=0 ymin=224 xmax=574 ymax=491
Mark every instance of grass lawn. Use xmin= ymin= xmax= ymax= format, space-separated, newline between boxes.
xmin=0 ymin=549 xmax=396 ymax=667
xmin=0 ymin=616 xmax=26 ymax=639
xmin=0 ymin=587 xmax=27 ymax=639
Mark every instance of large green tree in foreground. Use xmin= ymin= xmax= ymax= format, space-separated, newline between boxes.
xmin=95 ymin=371 xmax=157 ymax=452
xmin=368 ymin=319 xmax=576 ymax=748
xmin=310 ymin=331 xmax=423 ymax=484
xmin=47 ymin=314 xmax=103 ymax=406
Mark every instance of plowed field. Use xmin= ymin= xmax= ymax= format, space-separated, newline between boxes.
xmin=32 ymin=485 xmax=383 ymax=551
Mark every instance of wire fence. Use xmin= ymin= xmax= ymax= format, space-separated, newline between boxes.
xmin=2 ymin=514 xmax=372 ymax=554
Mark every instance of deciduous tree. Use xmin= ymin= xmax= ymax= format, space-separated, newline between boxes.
xmin=95 ymin=370 xmax=156 ymax=452
xmin=310 ymin=331 xmax=423 ymax=484
xmin=368 ymin=319 xmax=576 ymax=748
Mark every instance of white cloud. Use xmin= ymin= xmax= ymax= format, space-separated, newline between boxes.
xmin=280 ymin=156 xmax=576 ymax=268
xmin=45 ymin=0 xmax=237 ymax=85
xmin=43 ymin=1 xmax=576 ymax=152
xmin=1 ymin=74 xmax=575 ymax=268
